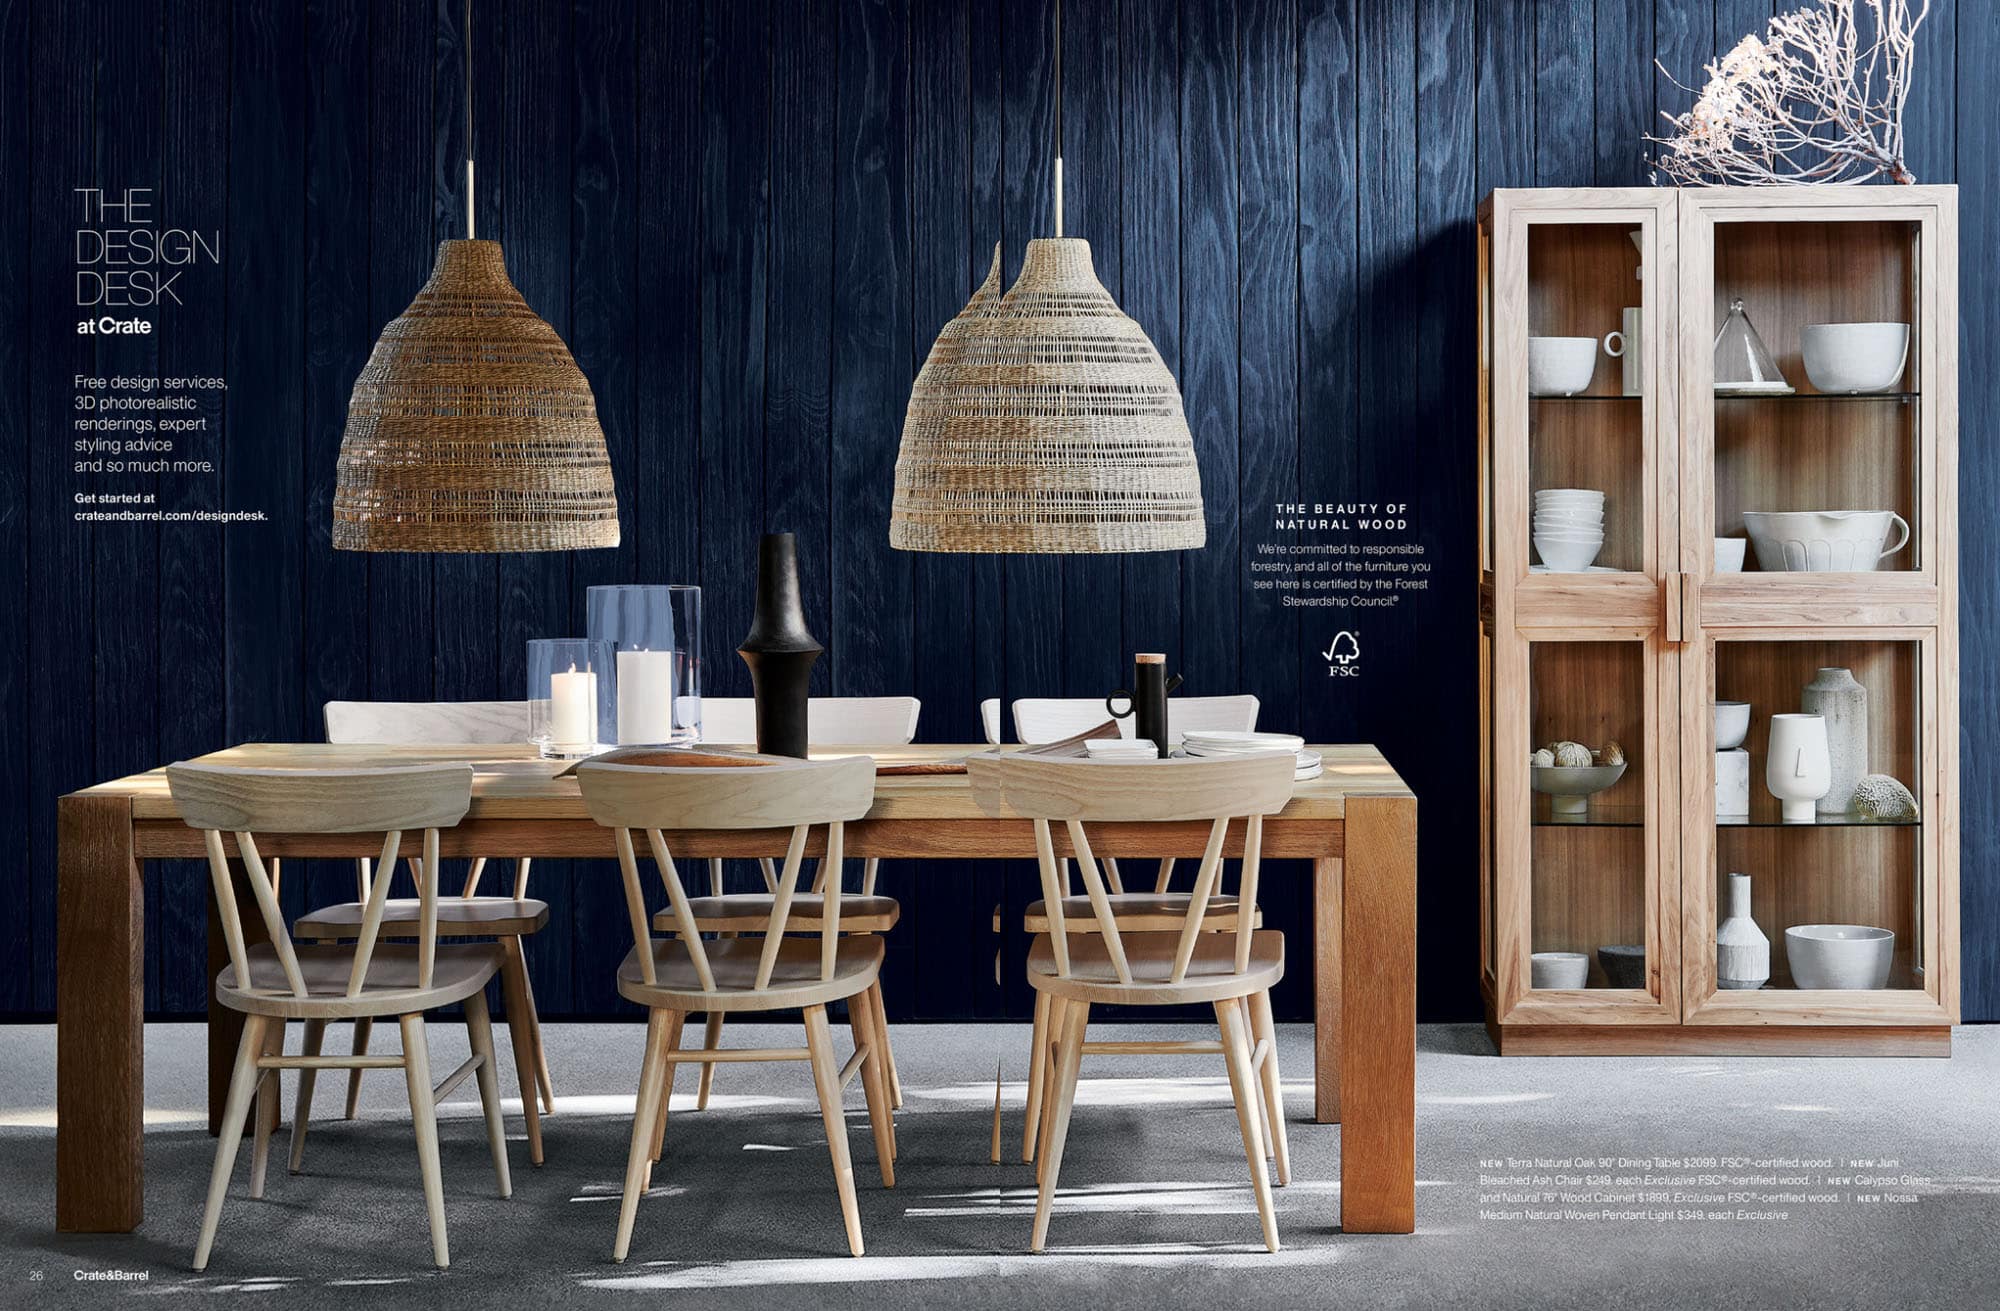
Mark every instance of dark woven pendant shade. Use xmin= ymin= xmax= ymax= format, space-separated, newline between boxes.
xmin=332 ymin=239 xmax=620 ymax=552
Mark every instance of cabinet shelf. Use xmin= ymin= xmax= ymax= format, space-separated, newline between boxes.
xmin=1714 ymin=392 xmax=1919 ymax=404
xmin=1531 ymin=803 xmax=1919 ymax=830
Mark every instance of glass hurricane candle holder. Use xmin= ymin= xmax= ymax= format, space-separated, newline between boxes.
xmin=527 ymin=637 xmax=611 ymax=759
xmin=587 ymin=584 xmax=701 ymax=745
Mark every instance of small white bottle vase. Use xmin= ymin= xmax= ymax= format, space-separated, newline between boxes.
xmin=1716 ymin=872 xmax=1770 ymax=990
xmin=1801 ymin=666 xmax=1868 ymax=815
xmin=1765 ymin=713 xmax=1831 ymax=823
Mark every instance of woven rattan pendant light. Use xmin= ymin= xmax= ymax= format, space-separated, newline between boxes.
xmin=888 ymin=0 xmax=1204 ymax=554
xmin=332 ymin=0 xmax=618 ymax=552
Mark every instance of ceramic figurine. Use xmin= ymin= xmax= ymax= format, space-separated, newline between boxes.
xmin=1765 ymin=713 xmax=1831 ymax=823
xmin=1716 ymin=871 xmax=1770 ymax=990
xmin=736 ymin=533 xmax=822 ymax=758
xmin=1848 ymin=774 xmax=1919 ymax=822
xmin=1801 ymin=666 xmax=1868 ymax=814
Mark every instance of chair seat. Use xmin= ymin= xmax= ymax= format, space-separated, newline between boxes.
xmin=992 ymin=893 xmax=1262 ymax=935
xmin=216 ymin=942 xmax=505 ymax=1019
xmin=617 ymin=935 xmax=884 ymax=1013
xmin=1027 ymin=929 xmax=1284 ymax=1006
xmin=294 ymin=896 xmax=550 ymax=939
xmin=654 ymin=893 xmax=901 ymax=935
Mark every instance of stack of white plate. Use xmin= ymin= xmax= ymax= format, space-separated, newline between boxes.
xmin=1083 ymin=738 xmax=1161 ymax=761
xmin=1180 ymin=731 xmax=1321 ymax=781
xmin=1534 ymin=488 xmax=1605 ymax=572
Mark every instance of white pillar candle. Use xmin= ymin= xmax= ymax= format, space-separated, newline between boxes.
xmin=617 ymin=648 xmax=676 ymax=743
xmin=550 ymin=664 xmax=597 ymax=750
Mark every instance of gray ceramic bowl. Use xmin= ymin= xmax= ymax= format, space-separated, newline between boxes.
xmin=1530 ymin=951 xmax=1591 ymax=989
xmin=1597 ymin=944 xmax=1647 ymax=990
xmin=1530 ymin=761 xmax=1626 ymax=816
xmin=1785 ymin=924 xmax=1893 ymax=990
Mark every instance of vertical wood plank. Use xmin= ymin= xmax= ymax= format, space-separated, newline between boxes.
xmin=635 ymin=0 xmax=700 ymax=586
xmin=1591 ymin=0 xmax=1653 ymax=185
xmin=1340 ymin=792 xmax=1416 ymax=1233
xmin=156 ymin=0 xmax=230 ymax=1012
xmin=909 ymin=0 xmax=976 ymax=1016
xmin=1476 ymin=0 xmax=1533 ymax=192
xmin=302 ymin=0 xmax=371 ymax=920
xmin=0 ymin=0 xmax=29 ymax=1010
xmin=1534 ymin=0 xmax=1593 ymax=187
xmin=1178 ymin=0 xmax=1240 ymax=693
xmin=568 ymin=0 xmax=639 ymax=1016
xmin=1118 ymin=0 xmax=1185 ymax=672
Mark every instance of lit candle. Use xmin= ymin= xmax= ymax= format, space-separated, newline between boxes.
xmin=617 ymin=647 xmax=676 ymax=743
xmin=550 ymin=662 xmax=597 ymax=751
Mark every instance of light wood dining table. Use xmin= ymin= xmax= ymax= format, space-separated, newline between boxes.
xmin=55 ymin=742 xmax=1417 ymax=1238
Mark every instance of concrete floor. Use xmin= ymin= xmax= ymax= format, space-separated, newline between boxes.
xmin=1 ymin=1020 xmax=1996 ymax=1308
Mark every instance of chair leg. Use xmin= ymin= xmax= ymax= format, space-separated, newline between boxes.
xmin=848 ymin=988 xmax=896 ymax=1186
xmin=248 ymin=1020 xmax=284 ymax=1200
xmin=695 ymin=1012 xmax=724 ymax=1110
xmin=289 ymin=1018 xmax=325 ymax=1174
xmin=192 ymin=1013 xmax=269 ymax=1272
xmin=804 ymin=1003 xmax=864 ymax=1256
xmin=400 ymin=1014 xmax=450 ymax=1269
xmin=498 ymin=939 xmax=545 ymax=1166
xmin=1250 ymin=989 xmax=1292 ymax=1186
xmin=1021 ymin=990 xmax=1051 ymax=1162
xmin=868 ymin=980 xmax=903 ymax=1109
xmin=1217 ymin=998 xmax=1280 ymax=1253
xmin=464 ymin=990 xmax=513 ymax=1199
xmin=650 ymin=1011 xmax=685 ymax=1166
xmin=613 ymin=1008 xmax=672 ymax=1264
xmin=1030 ymin=1000 xmax=1088 ymax=1253
xmin=343 ymin=1017 xmax=372 ymax=1120
xmin=520 ymin=956 xmax=556 ymax=1115
xmin=1035 ymin=997 xmax=1069 ymax=1180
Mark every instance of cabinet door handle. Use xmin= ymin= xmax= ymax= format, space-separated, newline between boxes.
xmin=1665 ymin=570 xmax=1684 ymax=643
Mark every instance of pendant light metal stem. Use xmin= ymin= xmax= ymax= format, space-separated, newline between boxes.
xmin=1052 ymin=0 xmax=1063 ymax=237
xmin=464 ymin=0 xmax=476 ymax=240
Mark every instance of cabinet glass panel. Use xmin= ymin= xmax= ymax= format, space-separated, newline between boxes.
xmin=1708 ymin=639 xmax=1924 ymax=991
xmin=1527 ymin=223 xmax=1648 ymax=576
xmin=1709 ymin=221 xmax=1922 ymax=574
xmin=1529 ymin=640 xmax=1648 ymax=989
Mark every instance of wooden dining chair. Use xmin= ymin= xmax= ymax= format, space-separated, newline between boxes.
xmin=295 ymin=700 xmax=553 ymax=1165
xmin=982 ymin=695 xmax=1264 ymax=1161
xmin=675 ymin=695 xmax=917 ymax=1111
xmin=968 ymin=750 xmax=1296 ymax=1252
xmin=575 ymin=755 xmax=895 ymax=1260
xmin=167 ymin=761 xmax=511 ymax=1272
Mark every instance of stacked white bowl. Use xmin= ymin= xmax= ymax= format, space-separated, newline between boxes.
xmin=1534 ymin=488 xmax=1605 ymax=572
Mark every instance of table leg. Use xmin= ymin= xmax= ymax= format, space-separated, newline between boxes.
xmin=1312 ymin=856 xmax=1343 ymax=1124
xmin=207 ymin=856 xmax=267 ymax=1135
xmin=1338 ymin=793 xmax=1417 ymax=1235
xmin=56 ymin=794 xmax=144 ymax=1232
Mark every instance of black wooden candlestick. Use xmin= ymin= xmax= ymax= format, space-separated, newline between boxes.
xmin=737 ymin=533 xmax=822 ymax=758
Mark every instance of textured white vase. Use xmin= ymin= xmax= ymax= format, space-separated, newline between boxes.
xmin=1716 ymin=872 xmax=1770 ymax=990
xmin=1766 ymin=713 xmax=1831 ymax=823
xmin=1715 ymin=748 xmax=1750 ymax=818
xmin=1801 ymin=667 xmax=1868 ymax=814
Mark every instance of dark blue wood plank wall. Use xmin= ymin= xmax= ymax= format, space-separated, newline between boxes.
xmin=2 ymin=0 xmax=1994 ymax=1024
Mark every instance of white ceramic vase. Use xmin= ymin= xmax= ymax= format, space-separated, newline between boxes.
xmin=1801 ymin=667 xmax=1868 ymax=814
xmin=1765 ymin=713 xmax=1831 ymax=823
xmin=1716 ymin=872 xmax=1770 ymax=991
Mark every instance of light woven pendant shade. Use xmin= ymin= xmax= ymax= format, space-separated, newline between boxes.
xmin=332 ymin=239 xmax=620 ymax=552
xmin=890 ymin=238 xmax=1205 ymax=553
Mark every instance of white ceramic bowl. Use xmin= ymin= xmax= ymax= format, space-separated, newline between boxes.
xmin=1528 ymin=337 xmax=1601 ymax=396
xmin=1785 ymin=924 xmax=1893 ymax=990
xmin=1714 ymin=700 xmax=1750 ymax=750
xmin=1530 ymin=761 xmax=1625 ymax=815
xmin=1530 ymin=951 xmax=1591 ymax=989
xmin=1743 ymin=510 xmax=1910 ymax=572
xmin=1714 ymin=537 xmax=1746 ymax=572
xmin=1536 ymin=488 xmax=1605 ymax=503
xmin=1801 ymin=322 xmax=1910 ymax=394
xmin=1534 ymin=538 xmax=1603 ymax=573
xmin=1534 ymin=508 xmax=1604 ymax=525
xmin=1533 ymin=533 xmax=1604 ymax=547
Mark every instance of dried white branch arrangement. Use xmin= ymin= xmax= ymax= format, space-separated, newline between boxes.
xmin=1649 ymin=0 xmax=1930 ymax=185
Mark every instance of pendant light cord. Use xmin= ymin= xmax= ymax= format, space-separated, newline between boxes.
xmin=465 ymin=0 xmax=476 ymax=240
xmin=1052 ymin=0 xmax=1063 ymax=238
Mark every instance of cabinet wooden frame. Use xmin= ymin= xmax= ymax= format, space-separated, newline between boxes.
xmin=1479 ymin=185 xmax=1959 ymax=1055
